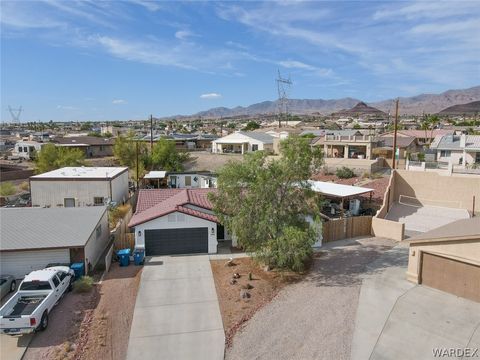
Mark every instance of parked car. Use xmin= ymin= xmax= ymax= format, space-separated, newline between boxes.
xmin=0 ymin=275 xmax=16 ymax=299
xmin=0 ymin=266 xmax=74 ymax=335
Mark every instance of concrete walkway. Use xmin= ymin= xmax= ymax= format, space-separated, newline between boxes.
xmin=351 ymin=245 xmax=480 ymax=360
xmin=126 ymin=255 xmax=225 ymax=360
xmin=0 ymin=334 xmax=33 ymax=360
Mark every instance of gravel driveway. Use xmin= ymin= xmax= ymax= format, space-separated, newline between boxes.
xmin=226 ymin=237 xmax=396 ymax=360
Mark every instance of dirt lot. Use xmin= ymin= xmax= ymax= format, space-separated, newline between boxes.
xmin=210 ymin=257 xmax=301 ymax=346
xmin=185 ymin=151 xmax=244 ymax=172
xmin=226 ymin=237 xmax=397 ymax=360
xmin=23 ymin=263 xmax=142 ymax=360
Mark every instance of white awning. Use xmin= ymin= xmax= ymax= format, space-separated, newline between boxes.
xmin=308 ymin=180 xmax=374 ymax=198
xmin=144 ymin=171 xmax=167 ymax=179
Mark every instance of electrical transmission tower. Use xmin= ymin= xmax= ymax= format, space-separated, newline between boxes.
xmin=276 ymin=70 xmax=292 ymax=128
xmin=8 ymin=106 xmax=23 ymax=123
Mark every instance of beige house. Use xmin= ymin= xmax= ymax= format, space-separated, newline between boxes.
xmin=406 ymin=217 xmax=480 ymax=303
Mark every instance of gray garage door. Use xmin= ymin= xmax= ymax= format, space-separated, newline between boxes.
xmin=145 ymin=228 xmax=208 ymax=256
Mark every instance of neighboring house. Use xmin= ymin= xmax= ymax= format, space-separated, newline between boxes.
xmin=430 ymin=134 xmax=480 ymax=166
xmin=0 ymin=207 xmax=109 ymax=278
xmin=319 ymin=133 xmax=379 ymax=159
xmin=406 ymin=217 xmax=480 ymax=303
xmin=375 ymin=136 xmax=419 ymax=160
xmin=143 ymin=171 xmax=217 ymax=189
xmin=29 ymin=132 xmax=51 ymax=142
xmin=381 ymin=130 xmax=454 ymax=147
xmin=13 ymin=141 xmax=44 ymax=160
xmin=129 ymin=189 xmax=230 ymax=256
xmin=30 ymin=166 xmax=129 ymax=207
xmin=211 ymin=131 xmax=274 ymax=154
xmin=168 ymin=133 xmax=218 ymax=150
xmin=51 ymin=136 xmax=115 ymax=158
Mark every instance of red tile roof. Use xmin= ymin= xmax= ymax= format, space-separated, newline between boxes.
xmin=128 ymin=188 xmax=218 ymax=227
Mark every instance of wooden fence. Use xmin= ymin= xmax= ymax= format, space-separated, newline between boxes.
xmin=110 ymin=207 xmax=135 ymax=251
xmin=322 ymin=216 xmax=372 ymax=243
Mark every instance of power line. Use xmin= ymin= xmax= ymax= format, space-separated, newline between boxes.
xmin=8 ymin=106 xmax=23 ymax=123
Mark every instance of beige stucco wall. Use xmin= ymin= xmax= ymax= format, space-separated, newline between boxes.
xmin=371 ymin=217 xmax=405 ymax=241
xmin=394 ymin=170 xmax=480 ymax=214
xmin=407 ymin=238 xmax=480 ymax=283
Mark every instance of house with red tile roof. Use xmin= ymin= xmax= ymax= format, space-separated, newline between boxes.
xmin=128 ymin=188 xmax=228 ymax=255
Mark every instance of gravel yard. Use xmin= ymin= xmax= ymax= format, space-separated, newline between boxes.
xmin=226 ymin=237 xmax=396 ymax=360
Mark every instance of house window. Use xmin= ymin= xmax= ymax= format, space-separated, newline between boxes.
xmin=185 ymin=176 xmax=192 ymax=187
xmin=93 ymin=197 xmax=104 ymax=206
xmin=476 ymin=153 xmax=480 ymax=163
xmin=23 ymin=146 xmax=28 ymax=152
xmin=64 ymin=198 xmax=75 ymax=207
xmin=252 ymin=144 xmax=259 ymax=151
xmin=96 ymin=225 xmax=102 ymax=239
xmin=18 ymin=147 xmax=23 ymax=152
xmin=440 ymin=150 xmax=451 ymax=157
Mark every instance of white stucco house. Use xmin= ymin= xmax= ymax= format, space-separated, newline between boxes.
xmin=0 ymin=207 xmax=109 ymax=278
xmin=143 ymin=171 xmax=217 ymax=189
xmin=211 ymin=131 xmax=274 ymax=154
xmin=430 ymin=134 xmax=480 ymax=167
xmin=13 ymin=141 xmax=44 ymax=160
xmin=129 ymin=189 xmax=230 ymax=256
xmin=30 ymin=166 xmax=129 ymax=208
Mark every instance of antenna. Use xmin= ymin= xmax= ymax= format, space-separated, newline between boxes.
xmin=276 ymin=70 xmax=292 ymax=128
xmin=8 ymin=106 xmax=23 ymax=123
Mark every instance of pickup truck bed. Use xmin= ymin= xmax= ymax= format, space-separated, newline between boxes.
xmin=6 ymin=295 xmax=47 ymax=317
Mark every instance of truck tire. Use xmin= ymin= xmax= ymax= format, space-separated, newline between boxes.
xmin=10 ymin=280 xmax=16 ymax=293
xmin=68 ymin=278 xmax=74 ymax=292
xmin=39 ymin=312 xmax=49 ymax=331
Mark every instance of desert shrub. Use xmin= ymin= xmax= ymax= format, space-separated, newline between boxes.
xmin=0 ymin=182 xmax=16 ymax=196
xmin=19 ymin=181 xmax=30 ymax=191
xmin=256 ymin=227 xmax=316 ymax=272
xmin=73 ymin=276 xmax=94 ymax=293
xmin=109 ymin=203 xmax=131 ymax=228
xmin=336 ymin=166 xmax=355 ymax=179
xmin=362 ymin=171 xmax=370 ymax=179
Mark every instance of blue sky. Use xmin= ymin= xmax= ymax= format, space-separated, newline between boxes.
xmin=1 ymin=0 xmax=479 ymax=122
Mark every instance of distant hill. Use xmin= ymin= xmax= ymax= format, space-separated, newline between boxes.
xmin=371 ymin=86 xmax=480 ymax=116
xmin=332 ymin=102 xmax=387 ymax=117
xmin=170 ymin=85 xmax=480 ymax=119
xmin=437 ymin=101 xmax=480 ymax=116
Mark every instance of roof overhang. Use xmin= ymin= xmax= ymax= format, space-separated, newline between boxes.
xmin=307 ymin=180 xmax=374 ymax=199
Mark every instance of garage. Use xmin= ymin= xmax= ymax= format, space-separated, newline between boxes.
xmin=420 ymin=252 xmax=480 ymax=303
xmin=0 ymin=249 xmax=70 ymax=279
xmin=407 ymin=216 xmax=480 ymax=303
xmin=145 ymin=227 xmax=208 ymax=256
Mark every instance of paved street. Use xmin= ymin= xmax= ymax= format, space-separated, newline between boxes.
xmin=126 ymin=255 xmax=225 ymax=360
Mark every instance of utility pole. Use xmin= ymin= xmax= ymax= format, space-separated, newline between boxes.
xmin=392 ymin=99 xmax=399 ymax=170
xmin=136 ymin=141 xmax=139 ymax=190
xmin=150 ymin=114 xmax=153 ymax=152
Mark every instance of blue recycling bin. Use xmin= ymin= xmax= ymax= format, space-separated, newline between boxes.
xmin=133 ymin=249 xmax=145 ymax=266
xmin=70 ymin=263 xmax=85 ymax=279
xmin=117 ymin=249 xmax=131 ymax=267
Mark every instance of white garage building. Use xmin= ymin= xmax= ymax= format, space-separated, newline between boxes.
xmin=129 ymin=189 xmax=229 ymax=256
xmin=0 ymin=207 xmax=109 ymax=278
xmin=30 ymin=166 xmax=129 ymax=208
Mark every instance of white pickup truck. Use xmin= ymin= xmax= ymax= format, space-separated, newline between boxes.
xmin=0 ymin=266 xmax=74 ymax=335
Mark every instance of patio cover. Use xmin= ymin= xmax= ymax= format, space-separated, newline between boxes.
xmin=144 ymin=171 xmax=167 ymax=179
xmin=308 ymin=180 xmax=374 ymax=198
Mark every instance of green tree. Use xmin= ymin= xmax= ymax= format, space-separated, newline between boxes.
xmin=113 ymin=131 xmax=148 ymax=182
xmin=243 ymin=121 xmax=260 ymax=131
xmin=209 ymin=135 xmax=323 ymax=272
xmin=151 ymin=138 xmax=190 ymax=171
xmin=35 ymin=144 xmax=85 ymax=173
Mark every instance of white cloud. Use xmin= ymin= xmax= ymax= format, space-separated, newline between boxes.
xmin=56 ymin=105 xmax=77 ymax=110
xmin=200 ymin=93 xmax=222 ymax=99
xmin=129 ymin=0 xmax=161 ymax=12
xmin=112 ymin=99 xmax=127 ymax=104
xmin=175 ymin=30 xmax=196 ymax=40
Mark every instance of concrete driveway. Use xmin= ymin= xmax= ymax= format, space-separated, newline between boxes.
xmin=351 ymin=245 xmax=480 ymax=360
xmin=0 ymin=334 xmax=33 ymax=360
xmin=126 ymin=255 xmax=225 ymax=360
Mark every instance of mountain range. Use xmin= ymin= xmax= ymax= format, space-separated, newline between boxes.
xmin=182 ymin=86 xmax=480 ymax=118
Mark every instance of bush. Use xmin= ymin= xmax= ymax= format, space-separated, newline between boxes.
xmin=109 ymin=204 xmax=131 ymax=229
xmin=19 ymin=181 xmax=30 ymax=192
xmin=256 ymin=227 xmax=316 ymax=272
xmin=0 ymin=182 xmax=16 ymax=197
xmin=73 ymin=276 xmax=94 ymax=293
xmin=336 ymin=166 xmax=355 ymax=179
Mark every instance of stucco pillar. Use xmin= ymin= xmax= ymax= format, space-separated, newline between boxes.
xmin=344 ymin=145 xmax=349 ymax=158
xmin=241 ymin=143 xmax=244 ymax=154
